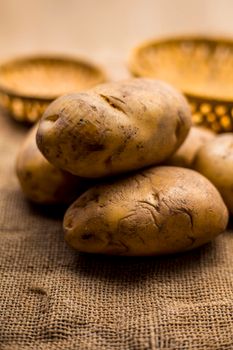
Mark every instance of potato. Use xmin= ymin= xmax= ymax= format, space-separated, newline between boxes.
xmin=167 ymin=126 xmax=215 ymax=168
xmin=36 ymin=78 xmax=191 ymax=178
xmin=64 ymin=166 xmax=228 ymax=256
xmin=194 ymin=133 xmax=233 ymax=214
xmin=16 ymin=125 xmax=90 ymax=204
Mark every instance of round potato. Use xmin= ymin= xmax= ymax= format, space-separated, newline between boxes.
xmin=167 ymin=126 xmax=215 ymax=168
xmin=64 ymin=166 xmax=228 ymax=256
xmin=36 ymin=78 xmax=191 ymax=178
xmin=16 ymin=125 xmax=90 ymax=204
xmin=194 ymin=133 xmax=233 ymax=214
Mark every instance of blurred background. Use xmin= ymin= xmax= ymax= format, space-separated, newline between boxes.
xmin=1 ymin=0 xmax=233 ymax=69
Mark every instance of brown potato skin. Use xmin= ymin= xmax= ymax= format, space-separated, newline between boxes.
xmin=16 ymin=125 xmax=90 ymax=204
xmin=167 ymin=126 xmax=215 ymax=168
xmin=64 ymin=166 xmax=228 ymax=256
xmin=36 ymin=78 xmax=191 ymax=178
xmin=194 ymin=133 xmax=233 ymax=214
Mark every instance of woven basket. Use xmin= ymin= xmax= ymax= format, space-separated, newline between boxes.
xmin=129 ymin=36 xmax=233 ymax=133
xmin=0 ymin=55 xmax=106 ymax=123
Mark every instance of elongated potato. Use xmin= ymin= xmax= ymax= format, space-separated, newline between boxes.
xmin=16 ymin=125 xmax=90 ymax=204
xmin=64 ymin=166 xmax=228 ymax=256
xmin=194 ymin=133 xmax=233 ymax=214
xmin=167 ymin=126 xmax=215 ymax=168
xmin=36 ymin=79 xmax=191 ymax=178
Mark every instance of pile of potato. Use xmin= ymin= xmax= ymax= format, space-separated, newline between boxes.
xmin=16 ymin=78 xmax=229 ymax=256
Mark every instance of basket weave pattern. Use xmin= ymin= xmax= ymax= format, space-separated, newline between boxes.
xmin=129 ymin=37 xmax=233 ymax=133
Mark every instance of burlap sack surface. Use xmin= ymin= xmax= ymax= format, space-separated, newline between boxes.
xmin=0 ymin=109 xmax=233 ymax=350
